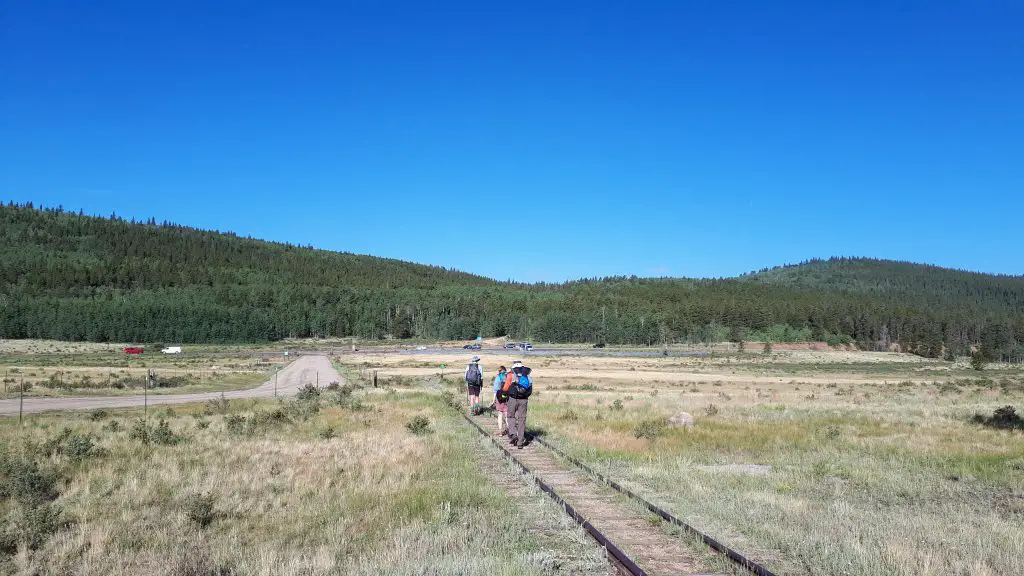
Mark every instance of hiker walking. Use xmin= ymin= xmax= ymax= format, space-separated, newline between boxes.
xmin=465 ymin=355 xmax=484 ymax=413
xmin=492 ymin=365 xmax=509 ymax=435
xmin=504 ymin=361 xmax=533 ymax=448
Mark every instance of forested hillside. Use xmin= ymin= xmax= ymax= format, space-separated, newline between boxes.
xmin=2 ymin=203 xmax=1022 ymax=361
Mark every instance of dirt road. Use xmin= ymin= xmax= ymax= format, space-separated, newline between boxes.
xmin=0 ymin=355 xmax=340 ymax=416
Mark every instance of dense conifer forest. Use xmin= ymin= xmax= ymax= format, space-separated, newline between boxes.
xmin=2 ymin=203 xmax=1022 ymax=360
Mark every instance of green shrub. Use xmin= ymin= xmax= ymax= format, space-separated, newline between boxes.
xmin=557 ymin=409 xmax=579 ymax=422
xmin=295 ymin=383 xmax=320 ymax=401
xmin=405 ymin=415 xmax=432 ymax=435
xmin=285 ymin=396 xmax=321 ymax=421
xmin=632 ymin=419 xmax=667 ymax=440
xmin=611 ymin=399 xmax=624 ymax=411
xmin=440 ymin=391 xmax=459 ymax=409
xmin=1 ymin=502 xmax=64 ymax=551
xmin=224 ymin=414 xmax=246 ymax=435
xmin=972 ymin=406 xmax=1023 ymax=431
xmin=101 ymin=420 xmax=120 ymax=433
xmin=704 ymin=404 xmax=719 ymax=417
xmin=318 ymin=427 xmax=336 ymax=440
xmin=89 ymin=409 xmax=108 ymax=421
xmin=0 ymin=454 xmax=58 ymax=505
xmin=183 ymin=493 xmax=216 ymax=528
xmin=151 ymin=420 xmax=182 ymax=445
xmin=203 ymin=394 xmax=230 ymax=416
xmin=128 ymin=418 xmax=150 ymax=443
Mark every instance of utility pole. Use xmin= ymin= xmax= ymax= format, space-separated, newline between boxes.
xmin=145 ymin=370 xmax=151 ymax=419
xmin=19 ymin=378 xmax=25 ymax=426
xmin=274 ymin=370 xmax=278 ymax=397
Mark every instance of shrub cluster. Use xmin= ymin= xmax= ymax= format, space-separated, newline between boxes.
xmin=972 ymin=406 xmax=1023 ymax=431
xmin=129 ymin=418 xmax=183 ymax=445
xmin=405 ymin=415 xmax=432 ymax=435
xmin=632 ymin=418 xmax=667 ymax=440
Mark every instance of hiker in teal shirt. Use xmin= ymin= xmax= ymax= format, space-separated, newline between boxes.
xmin=492 ymin=365 xmax=508 ymax=435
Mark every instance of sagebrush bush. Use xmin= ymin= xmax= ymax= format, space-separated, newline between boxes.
xmin=295 ymin=383 xmax=320 ymax=401
xmin=632 ymin=418 xmax=667 ymax=440
xmin=204 ymin=394 xmax=230 ymax=416
xmin=557 ymin=409 xmax=579 ymax=422
xmin=0 ymin=453 xmax=58 ymax=505
xmin=129 ymin=419 xmax=182 ymax=445
xmin=151 ymin=419 xmax=181 ymax=445
xmin=89 ymin=409 xmax=108 ymax=421
xmin=318 ymin=427 xmax=336 ymax=440
xmin=405 ymin=416 xmax=432 ymax=435
xmin=183 ymin=492 xmax=216 ymax=528
xmin=972 ymin=406 xmax=1023 ymax=430
xmin=1 ymin=502 xmax=63 ymax=551
xmin=224 ymin=414 xmax=246 ymax=435
xmin=440 ymin=391 xmax=459 ymax=409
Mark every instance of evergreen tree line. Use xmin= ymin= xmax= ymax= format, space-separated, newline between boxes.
xmin=2 ymin=203 xmax=1023 ymax=361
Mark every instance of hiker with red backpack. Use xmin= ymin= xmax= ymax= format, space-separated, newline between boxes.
xmin=465 ymin=356 xmax=484 ymax=413
xmin=501 ymin=361 xmax=533 ymax=448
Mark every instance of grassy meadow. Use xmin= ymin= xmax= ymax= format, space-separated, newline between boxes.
xmin=366 ymin=350 xmax=1024 ymax=576
xmin=0 ymin=383 xmax=608 ymax=575
xmin=0 ymin=345 xmax=280 ymax=398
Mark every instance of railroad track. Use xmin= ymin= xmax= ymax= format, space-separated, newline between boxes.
xmin=461 ymin=409 xmax=778 ymax=576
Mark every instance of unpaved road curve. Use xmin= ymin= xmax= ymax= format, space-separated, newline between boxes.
xmin=0 ymin=355 xmax=340 ymax=416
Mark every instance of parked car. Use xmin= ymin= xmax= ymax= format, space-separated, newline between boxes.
xmin=124 ymin=347 xmax=144 ymax=355
xmin=503 ymin=343 xmax=518 ymax=350
xmin=463 ymin=343 xmax=481 ymax=350
xmin=519 ymin=342 xmax=533 ymax=352
xmin=161 ymin=346 xmax=182 ymax=354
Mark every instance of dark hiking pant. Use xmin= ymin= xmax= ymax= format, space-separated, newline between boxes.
xmin=507 ymin=397 xmax=528 ymax=443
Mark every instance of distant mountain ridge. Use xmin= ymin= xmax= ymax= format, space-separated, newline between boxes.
xmin=746 ymin=257 xmax=1024 ymax=316
xmin=1 ymin=202 xmax=1022 ymax=361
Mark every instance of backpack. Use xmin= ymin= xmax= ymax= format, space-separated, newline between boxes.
xmin=466 ymin=363 xmax=482 ymax=386
xmin=508 ymin=367 xmax=533 ymax=399
xmin=498 ymin=372 xmax=515 ymax=402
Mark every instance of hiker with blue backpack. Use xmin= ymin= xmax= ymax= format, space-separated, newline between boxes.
xmin=465 ymin=356 xmax=484 ymax=414
xmin=501 ymin=361 xmax=533 ymax=448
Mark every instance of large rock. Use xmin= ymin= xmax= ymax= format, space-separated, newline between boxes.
xmin=668 ymin=412 xmax=694 ymax=428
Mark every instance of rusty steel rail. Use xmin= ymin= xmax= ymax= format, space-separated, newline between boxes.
xmin=460 ymin=412 xmax=648 ymax=575
xmin=469 ymin=407 xmax=778 ymax=576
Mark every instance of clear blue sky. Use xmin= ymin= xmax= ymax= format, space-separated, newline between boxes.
xmin=2 ymin=1 xmax=1022 ymax=282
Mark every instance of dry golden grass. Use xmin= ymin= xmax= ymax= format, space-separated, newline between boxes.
xmin=1 ymin=390 xmax=608 ymax=575
xmin=354 ymin=350 xmax=1024 ymax=574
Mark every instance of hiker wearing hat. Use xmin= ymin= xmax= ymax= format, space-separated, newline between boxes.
xmin=504 ymin=361 xmax=533 ymax=448
xmin=465 ymin=356 xmax=484 ymax=414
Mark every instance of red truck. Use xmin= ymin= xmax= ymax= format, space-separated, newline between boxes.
xmin=124 ymin=347 xmax=144 ymax=355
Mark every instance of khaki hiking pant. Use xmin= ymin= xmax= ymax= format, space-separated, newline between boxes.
xmin=507 ymin=397 xmax=528 ymax=443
